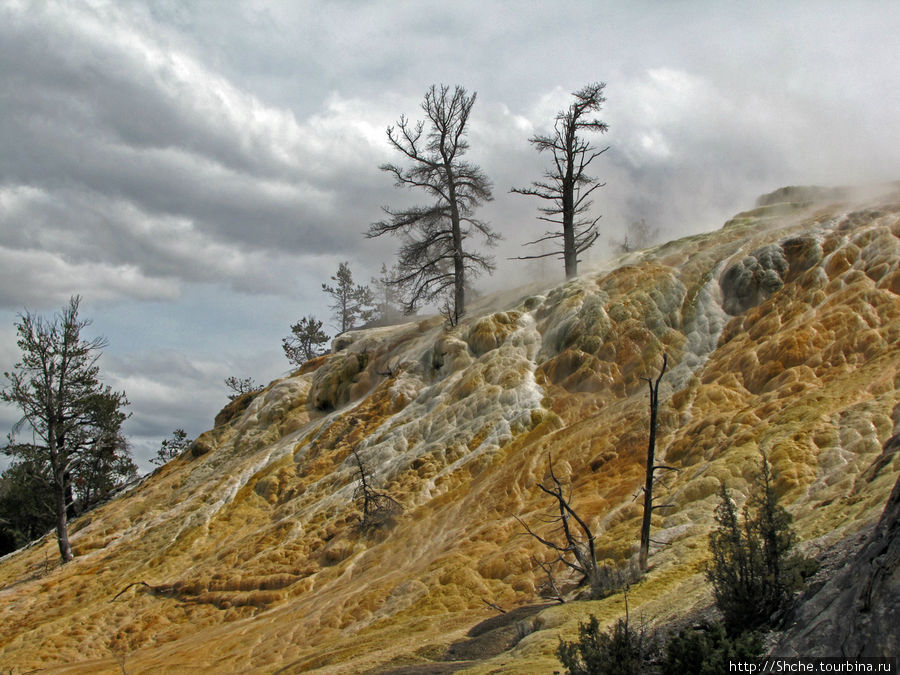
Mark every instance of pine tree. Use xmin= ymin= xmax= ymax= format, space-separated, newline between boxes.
xmin=322 ymin=262 xmax=376 ymax=333
xmin=706 ymin=455 xmax=812 ymax=634
xmin=150 ymin=429 xmax=192 ymax=466
xmin=282 ymin=315 xmax=330 ymax=366
xmin=1 ymin=296 xmax=131 ymax=562
xmin=224 ymin=376 xmax=261 ymax=401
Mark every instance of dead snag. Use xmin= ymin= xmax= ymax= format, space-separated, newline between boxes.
xmin=351 ymin=446 xmax=401 ymax=530
xmin=517 ymin=454 xmax=599 ymax=600
xmin=638 ymin=354 xmax=678 ymax=572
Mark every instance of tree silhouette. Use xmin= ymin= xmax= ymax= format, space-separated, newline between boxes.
xmin=368 ymin=84 xmax=496 ymax=325
xmin=638 ymin=354 xmax=677 ymax=572
xmin=150 ymin=429 xmax=192 ymax=466
xmin=513 ymin=82 xmax=609 ymax=278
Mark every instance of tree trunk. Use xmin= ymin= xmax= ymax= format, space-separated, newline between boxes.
xmin=48 ymin=424 xmax=74 ymax=563
xmin=639 ymin=355 xmax=667 ymax=572
xmin=448 ymin=178 xmax=465 ymax=322
xmin=562 ymin=219 xmax=577 ymax=278
xmin=562 ymin=155 xmax=577 ymax=279
xmin=638 ymin=405 xmax=657 ymax=572
xmin=54 ymin=466 xmax=74 ymax=563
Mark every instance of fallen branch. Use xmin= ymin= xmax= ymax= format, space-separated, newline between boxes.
xmin=110 ymin=581 xmax=177 ymax=602
xmin=481 ymin=598 xmax=506 ymax=614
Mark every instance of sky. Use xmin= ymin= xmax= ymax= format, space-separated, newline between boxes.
xmin=2 ymin=0 xmax=899 ymax=472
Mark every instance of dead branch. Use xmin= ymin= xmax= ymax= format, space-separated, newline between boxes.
xmin=351 ymin=446 xmax=402 ymax=530
xmin=110 ymin=580 xmax=177 ymax=602
xmin=481 ymin=598 xmax=507 ymax=614
xmin=518 ymin=454 xmax=602 ymax=599
xmin=533 ymin=555 xmax=565 ymax=604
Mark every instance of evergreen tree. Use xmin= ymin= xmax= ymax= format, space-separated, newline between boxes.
xmin=1 ymin=296 xmax=131 ymax=562
xmin=662 ymin=622 xmax=762 ymax=675
xmin=282 ymin=315 xmax=330 ymax=366
xmin=150 ymin=429 xmax=192 ymax=466
xmin=706 ymin=455 xmax=812 ymax=634
xmin=72 ymin=430 xmax=136 ymax=511
xmin=322 ymin=262 xmax=376 ymax=333
xmin=224 ymin=376 xmax=261 ymax=401
xmin=0 ymin=460 xmax=56 ymax=554
xmin=557 ymin=614 xmax=643 ymax=675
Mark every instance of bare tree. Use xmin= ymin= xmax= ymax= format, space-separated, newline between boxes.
xmin=1 ymin=296 xmax=130 ymax=562
xmin=368 ymin=84 xmax=497 ymax=325
xmin=350 ymin=446 xmax=401 ymax=530
xmin=282 ymin=315 xmax=330 ymax=366
xmin=517 ymin=455 xmax=599 ymax=599
xmin=512 ymin=82 xmax=609 ymax=278
xmin=638 ymin=354 xmax=677 ymax=572
xmin=371 ymin=263 xmax=403 ymax=324
xmin=322 ymin=262 xmax=375 ymax=333
xmin=614 ymin=218 xmax=660 ymax=254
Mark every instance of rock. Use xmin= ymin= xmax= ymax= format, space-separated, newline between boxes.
xmin=781 ymin=236 xmax=823 ymax=280
xmin=773 ymin=474 xmax=900 ymax=658
xmin=214 ymin=391 xmax=256 ymax=427
xmin=189 ymin=433 xmax=215 ymax=457
xmin=720 ymin=244 xmax=789 ymax=314
xmin=308 ymin=350 xmax=372 ymax=410
xmin=466 ymin=312 xmax=520 ymax=357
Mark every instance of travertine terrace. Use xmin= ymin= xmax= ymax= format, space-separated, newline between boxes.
xmin=2 ymin=185 xmax=899 ymax=672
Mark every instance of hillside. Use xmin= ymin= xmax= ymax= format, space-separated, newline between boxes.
xmin=1 ymin=184 xmax=899 ymax=673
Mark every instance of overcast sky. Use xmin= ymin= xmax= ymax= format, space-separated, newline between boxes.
xmin=2 ymin=0 xmax=899 ymax=472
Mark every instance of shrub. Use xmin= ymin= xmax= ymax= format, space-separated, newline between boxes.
xmin=661 ymin=622 xmax=762 ymax=675
xmin=557 ymin=614 xmax=644 ymax=675
xmin=150 ymin=429 xmax=192 ymax=466
xmin=706 ymin=455 xmax=814 ymax=634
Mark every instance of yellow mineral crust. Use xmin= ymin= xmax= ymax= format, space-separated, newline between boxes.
xmin=1 ymin=186 xmax=900 ymax=672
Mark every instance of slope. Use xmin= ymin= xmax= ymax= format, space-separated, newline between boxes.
xmin=1 ymin=184 xmax=899 ymax=673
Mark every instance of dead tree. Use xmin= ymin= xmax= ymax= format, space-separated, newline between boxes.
xmin=368 ymin=84 xmax=497 ymax=325
xmin=638 ymin=354 xmax=677 ymax=572
xmin=517 ymin=455 xmax=599 ymax=600
xmin=511 ymin=82 xmax=609 ymax=279
xmin=350 ymin=446 xmax=401 ymax=530
xmin=532 ymin=555 xmax=565 ymax=604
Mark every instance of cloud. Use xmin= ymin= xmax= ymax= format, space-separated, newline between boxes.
xmin=0 ymin=246 xmax=181 ymax=308
xmin=0 ymin=1 xmax=398 ymax=308
xmin=102 ymin=346 xmax=287 ymax=470
xmin=3 ymin=0 xmax=900 ymax=470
